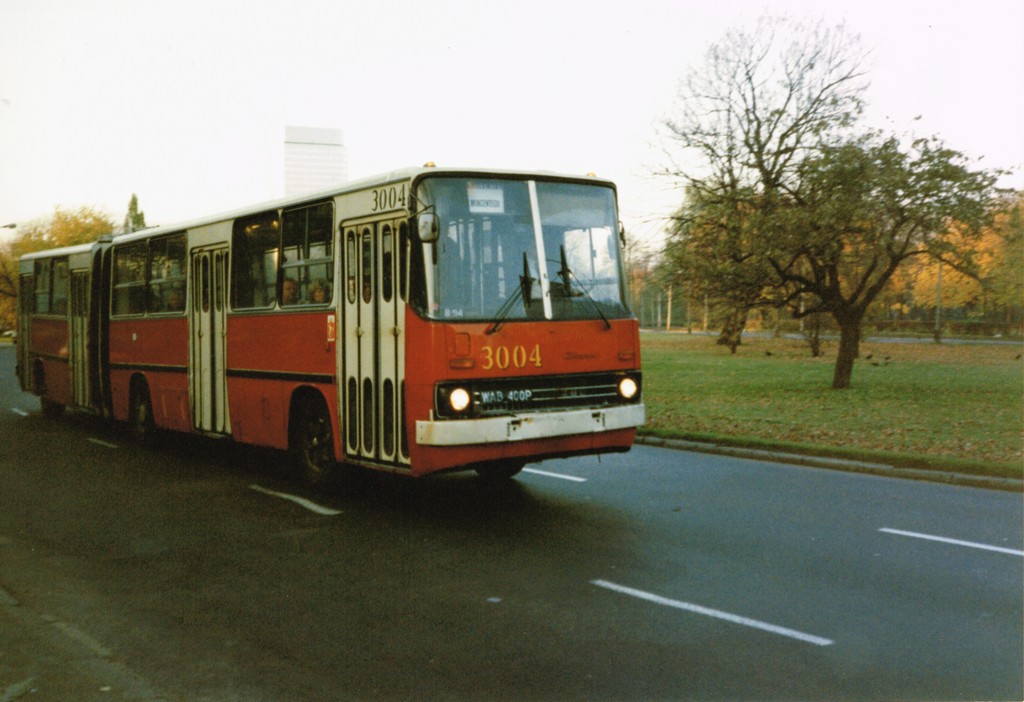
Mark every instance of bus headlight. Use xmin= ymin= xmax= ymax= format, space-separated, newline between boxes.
xmin=618 ymin=377 xmax=639 ymax=400
xmin=448 ymin=387 xmax=472 ymax=413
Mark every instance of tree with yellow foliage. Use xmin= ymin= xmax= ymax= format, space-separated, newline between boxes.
xmin=984 ymin=194 xmax=1024 ymax=325
xmin=909 ymin=193 xmax=1023 ymax=331
xmin=0 ymin=206 xmax=115 ymax=330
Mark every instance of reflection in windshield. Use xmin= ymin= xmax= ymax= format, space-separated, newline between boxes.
xmin=416 ymin=177 xmax=629 ymax=323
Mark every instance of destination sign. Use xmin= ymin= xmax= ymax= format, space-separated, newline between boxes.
xmin=467 ymin=182 xmax=505 ymax=214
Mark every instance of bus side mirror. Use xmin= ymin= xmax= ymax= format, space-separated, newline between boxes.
xmin=417 ymin=213 xmax=440 ymax=243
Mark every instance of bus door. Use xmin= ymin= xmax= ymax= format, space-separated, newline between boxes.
xmin=69 ymin=270 xmax=90 ymax=407
xmin=190 ymin=247 xmax=229 ymax=434
xmin=342 ymin=219 xmax=409 ymax=467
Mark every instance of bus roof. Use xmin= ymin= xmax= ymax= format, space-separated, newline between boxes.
xmin=110 ymin=165 xmax=616 ymax=246
xmin=18 ymin=242 xmax=96 ymax=262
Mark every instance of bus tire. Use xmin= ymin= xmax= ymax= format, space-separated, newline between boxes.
xmin=475 ymin=460 xmax=525 ymax=481
xmin=34 ymin=363 xmax=64 ymax=418
xmin=129 ymin=380 xmax=157 ymax=445
xmin=291 ymin=397 xmax=337 ymax=488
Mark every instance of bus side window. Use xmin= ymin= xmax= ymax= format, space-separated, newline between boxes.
xmin=381 ymin=224 xmax=393 ymax=303
xmin=112 ymin=243 xmax=147 ymax=316
xmin=33 ymin=260 xmax=50 ymax=314
xmin=21 ymin=275 xmax=34 ymax=315
xmin=231 ymin=211 xmax=279 ymax=309
xmin=280 ymin=201 xmax=334 ymax=306
xmin=361 ymin=227 xmax=373 ymax=303
xmin=148 ymin=233 xmax=186 ymax=313
xmin=51 ymin=259 xmax=69 ymax=315
xmin=346 ymin=229 xmax=357 ymax=303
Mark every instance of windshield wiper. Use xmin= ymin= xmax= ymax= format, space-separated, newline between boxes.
xmin=487 ymin=253 xmax=534 ymax=335
xmin=555 ymin=245 xmax=612 ymax=330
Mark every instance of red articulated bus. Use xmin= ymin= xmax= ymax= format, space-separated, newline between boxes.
xmin=16 ymin=166 xmax=644 ymax=485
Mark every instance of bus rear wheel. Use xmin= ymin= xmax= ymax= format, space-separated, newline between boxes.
xmin=129 ymin=382 xmax=157 ymax=445
xmin=291 ymin=399 xmax=337 ymax=488
xmin=35 ymin=364 xmax=64 ymax=418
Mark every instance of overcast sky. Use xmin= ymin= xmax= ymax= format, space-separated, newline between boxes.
xmin=1 ymin=0 xmax=1022 ymax=247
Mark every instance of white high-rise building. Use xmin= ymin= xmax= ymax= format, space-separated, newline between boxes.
xmin=284 ymin=126 xmax=347 ymax=196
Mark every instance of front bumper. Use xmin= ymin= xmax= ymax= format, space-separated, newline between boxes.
xmin=415 ymin=403 xmax=645 ymax=446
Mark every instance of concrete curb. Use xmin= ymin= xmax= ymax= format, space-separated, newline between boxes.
xmin=635 ymin=436 xmax=1023 ymax=492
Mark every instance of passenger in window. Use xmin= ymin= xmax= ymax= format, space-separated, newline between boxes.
xmin=309 ymin=280 xmax=331 ymax=304
xmin=167 ymin=287 xmax=185 ymax=312
xmin=282 ymin=277 xmax=299 ymax=306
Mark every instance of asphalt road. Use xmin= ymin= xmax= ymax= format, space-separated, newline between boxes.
xmin=1 ymin=345 xmax=1021 ymax=701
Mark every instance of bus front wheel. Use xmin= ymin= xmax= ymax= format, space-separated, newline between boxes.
xmin=291 ymin=398 xmax=337 ymax=488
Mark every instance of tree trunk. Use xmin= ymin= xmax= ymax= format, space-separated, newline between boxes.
xmin=804 ymin=312 xmax=823 ymax=358
xmin=665 ymin=286 xmax=673 ymax=331
xmin=832 ymin=315 xmax=862 ymax=389
xmin=716 ymin=308 xmax=747 ymax=354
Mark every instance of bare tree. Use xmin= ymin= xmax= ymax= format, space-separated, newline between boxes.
xmin=662 ymin=17 xmax=867 ymax=354
xmin=662 ymin=16 xmax=1002 ymax=388
xmin=664 ymin=16 xmax=867 ymax=200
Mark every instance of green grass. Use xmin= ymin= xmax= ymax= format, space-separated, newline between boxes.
xmin=639 ymin=332 xmax=1024 ymax=479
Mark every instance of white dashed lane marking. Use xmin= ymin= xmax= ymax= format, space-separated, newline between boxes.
xmin=522 ymin=468 xmax=587 ymax=482
xmin=592 ymin=579 xmax=834 ymax=647
xmin=880 ymin=528 xmax=1024 ymax=557
xmin=249 ymin=484 xmax=342 ymax=516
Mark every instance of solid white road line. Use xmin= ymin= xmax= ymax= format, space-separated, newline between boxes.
xmin=591 ymin=579 xmax=834 ymax=647
xmin=10 ymin=407 xmax=28 ymax=417
xmin=249 ymin=484 xmax=342 ymax=516
xmin=880 ymin=528 xmax=1024 ymax=557
xmin=522 ymin=467 xmax=587 ymax=482
xmin=87 ymin=438 xmax=120 ymax=449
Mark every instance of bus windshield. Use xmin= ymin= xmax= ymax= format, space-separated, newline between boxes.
xmin=415 ymin=176 xmax=630 ymax=323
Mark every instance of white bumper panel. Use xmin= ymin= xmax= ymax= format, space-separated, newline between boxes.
xmin=416 ymin=403 xmax=645 ymax=447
